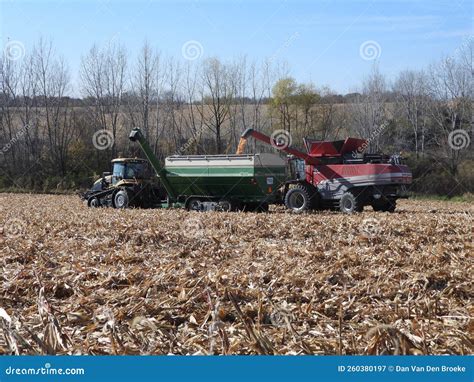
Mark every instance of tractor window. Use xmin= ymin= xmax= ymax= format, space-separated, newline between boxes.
xmin=112 ymin=163 xmax=125 ymax=184
xmin=125 ymin=163 xmax=145 ymax=179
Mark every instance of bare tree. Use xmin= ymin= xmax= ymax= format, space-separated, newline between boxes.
xmin=199 ymin=58 xmax=234 ymax=153
xmin=20 ymin=53 xmax=42 ymax=168
xmin=0 ymin=50 xmax=21 ymax=172
xmin=177 ymin=61 xmax=205 ymax=154
xmin=160 ymin=58 xmax=184 ymax=154
xmin=427 ymin=42 xmax=472 ymax=175
xmin=350 ymin=65 xmax=388 ymax=152
xmin=393 ymin=70 xmax=429 ymax=157
xmin=129 ymin=41 xmax=160 ymax=140
xmin=245 ymin=59 xmax=275 ymax=153
xmin=80 ymin=43 xmax=127 ymax=158
xmin=249 ymin=60 xmax=269 ymax=131
xmin=315 ymin=86 xmax=340 ymax=141
xmin=33 ymin=38 xmax=73 ymax=176
xmin=228 ymin=57 xmax=246 ymax=152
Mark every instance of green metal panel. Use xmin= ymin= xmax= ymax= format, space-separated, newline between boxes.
xmin=164 ymin=164 xmax=286 ymax=203
xmin=167 ymin=166 xmax=254 ymax=177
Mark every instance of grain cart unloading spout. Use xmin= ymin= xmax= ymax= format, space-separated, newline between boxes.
xmin=238 ymin=128 xmax=319 ymax=164
xmin=129 ymin=128 xmax=177 ymax=200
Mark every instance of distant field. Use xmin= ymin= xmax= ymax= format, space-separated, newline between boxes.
xmin=0 ymin=194 xmax=472 ymax=355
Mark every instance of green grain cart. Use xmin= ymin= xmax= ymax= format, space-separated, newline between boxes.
xmin=129 ymin=128 xmax=286 ymax=211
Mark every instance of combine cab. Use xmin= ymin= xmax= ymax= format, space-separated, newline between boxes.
xmin=239 ymin=129 xmax=412 ymax=213
xmin=82 ymin=158 xmax=164 ymax=208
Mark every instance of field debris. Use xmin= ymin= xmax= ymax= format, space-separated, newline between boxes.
xmin=0 ymin=194 xmax=472 ymax=355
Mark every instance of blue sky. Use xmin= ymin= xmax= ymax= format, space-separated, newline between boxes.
xmin=1 ymin=0 xmax=472 ymax=94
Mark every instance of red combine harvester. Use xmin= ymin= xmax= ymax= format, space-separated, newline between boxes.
xmin=240 ymin=129 xmax=412 ymax=213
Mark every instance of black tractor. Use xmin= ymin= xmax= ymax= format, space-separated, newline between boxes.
xmin=81 ymin=158 xmax=165 ymax=208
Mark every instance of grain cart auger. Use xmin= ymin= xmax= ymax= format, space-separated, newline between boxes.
xmin=238 ymin=128 xmax=412 ymax=213
xmin=129 ymin=128 xmax=178 ymax=204
xmin=129 ymin=128 xmax=287 ymax=211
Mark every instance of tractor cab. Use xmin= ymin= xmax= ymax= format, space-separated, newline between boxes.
xmin=81 ymin=157 xmax=164 ymax=208
xmin=111 ymin=158 xmax=151 ymax=185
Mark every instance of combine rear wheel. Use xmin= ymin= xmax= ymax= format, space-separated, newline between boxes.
xmin=284 ymin=184 xmax=319 ymax=213
xmin=372 ymin=199 xmax=396 ymax=212
xmin=338 ymin=191 xmax=363 ymax=213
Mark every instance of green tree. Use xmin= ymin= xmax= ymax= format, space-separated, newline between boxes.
xmin=271 ymin=77 xmax=297 ymax=133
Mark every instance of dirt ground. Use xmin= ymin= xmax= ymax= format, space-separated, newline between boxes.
xmin=0 ymin=194 xmax=472 ymax=355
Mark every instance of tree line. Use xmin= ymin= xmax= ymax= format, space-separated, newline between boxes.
xmin=0 ymin=38 xmax=472 ymax=196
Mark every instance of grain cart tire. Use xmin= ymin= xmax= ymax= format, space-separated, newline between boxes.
xmin=114 ymin=189 xmax=130 ymax=209
xmin=218 ymin=200 xmax=232 ymax=212
xmin=285 ymin=185 xmax=314 ymax=213
xmin=339 ymin=191 xmax=363 ymax=213
xmin=185 ymin=197 xmax=202 ymax=211
xmin=88 ymin=197 xmax=100 ymax=208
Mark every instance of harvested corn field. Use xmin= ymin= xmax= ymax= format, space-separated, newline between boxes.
xmin=0 ymin=194 xmax=472 ymax=355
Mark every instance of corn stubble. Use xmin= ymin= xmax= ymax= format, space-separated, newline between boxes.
xmin=0 ymin=194 xmax=472 ymax=355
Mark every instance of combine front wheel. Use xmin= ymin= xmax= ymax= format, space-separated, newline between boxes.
xmin=285 ymin=185 xmax=314 ymax=213
xmin=338 ymin=191 xmax=363 ymax=213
